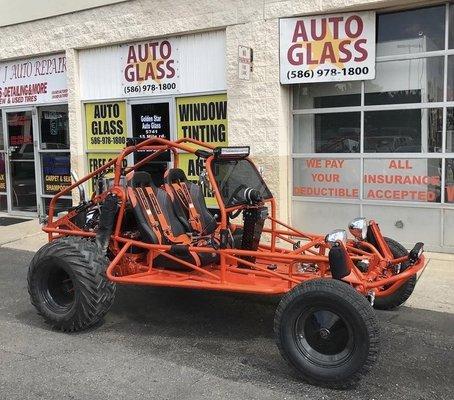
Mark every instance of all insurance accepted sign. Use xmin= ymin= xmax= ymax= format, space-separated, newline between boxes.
xmin=280 ymin=11 xmax=376 ymax=84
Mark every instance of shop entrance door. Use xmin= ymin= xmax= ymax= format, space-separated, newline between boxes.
xmin=5 ymin=109 xmax=38 ymax=214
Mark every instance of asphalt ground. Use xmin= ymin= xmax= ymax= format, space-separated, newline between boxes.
xmin=0 ymin=248 xmax=453 ymax=400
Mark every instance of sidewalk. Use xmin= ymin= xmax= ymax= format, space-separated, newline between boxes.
xmin=1 ymin=217 xmax=452 ymax=313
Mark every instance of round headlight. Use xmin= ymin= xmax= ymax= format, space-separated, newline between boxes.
xmin=348 ymin=217 xmax=368 ymax=240
xmin=325 ymin=229 xmax=347 ymax=247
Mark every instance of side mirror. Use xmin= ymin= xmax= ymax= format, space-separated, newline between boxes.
xmin=71 ymin=171 xmax=87 ymax=203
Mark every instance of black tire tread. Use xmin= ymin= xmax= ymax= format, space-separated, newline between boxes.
xmin=373 ymin=237 xmax=417 ymax=310
xmin=274 ymin=279 xmax=379 ymax=389
xmin=28 ymin=236 xmax=116 ymax=332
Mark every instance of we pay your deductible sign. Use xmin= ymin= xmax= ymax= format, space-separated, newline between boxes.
xmin=280 ymin=11 xmax=375 ymax=84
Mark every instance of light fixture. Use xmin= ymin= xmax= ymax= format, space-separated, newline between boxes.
xmin=213 ymin=146 xmax=250 ymax=159
xmin=348 ymin=217 xmax=368 ymax=240
xmin=325 ymin=229 xmax=347 ymax=247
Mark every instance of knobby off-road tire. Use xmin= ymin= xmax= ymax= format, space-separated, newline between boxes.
xmin=28 ymin=236 xmax=116 ymax=332
xmin=274 ymin=279 xmax=379 ymax=389
xmin=373 ymin=237 xmax=417 ymax=310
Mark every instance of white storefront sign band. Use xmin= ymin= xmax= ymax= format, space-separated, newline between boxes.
xmin=120 ymin=38 xmax=179 ymax=97
xmin=0 ymin=53 xmax=67 ymax=106
xmin=280 ymin=11 xmax=376 ymax=84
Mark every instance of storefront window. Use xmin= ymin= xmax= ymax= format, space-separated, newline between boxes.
xmin=0 ymin=195 xmax=6 ymax=211
xmin=41 ymin=153 xmax=71 ymax=195
xmin=0 ymin=113 xmax=3 ymax=151
xmin=39 ymin=106 xmax=69 ymax=150
xmin=446 ymin=159 xmax=454 ymax=203
xmin=447 ymin=108 xmax=454 ymax=152
xmin=364 ymin=108 xmax=442 ymax=153
xmin=293 ymin=158 xmax=360 ymax=199
xmin=293 ymin=82 xmax=361 ymax=109
xmin=291 ymin=4 xmax=452 ymax=205
xmin=376 ymin=5 xmax=446 ymax=56
xmin=293 ymin=112 xmax=360 ymax=153
xmin=365 ymin=57 xmax=444 ymax=105
xmin=364 ymin=158 xmax=441 ymax=203
xmin=449 ymin=4 xmax=454 ymax=49
xmin=448 ymin=56 xmax=454 ymax=101
xmin=0 ymin=153 xmax=5 ymax=192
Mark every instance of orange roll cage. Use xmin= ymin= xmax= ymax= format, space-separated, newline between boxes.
xmin=43 ymin=137 xmax=427 ymax=297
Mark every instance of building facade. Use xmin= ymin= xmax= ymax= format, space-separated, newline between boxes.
xmin=0 ymin=0 xmax=453 ymax=252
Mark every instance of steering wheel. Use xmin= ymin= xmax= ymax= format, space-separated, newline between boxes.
xmin=226 ymin=184 xmax=247 ymax=206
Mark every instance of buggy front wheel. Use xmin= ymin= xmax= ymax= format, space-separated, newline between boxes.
xmin=274 ymin=279 xmax=379 ymax=388
xmin=28 ymin=236 xmax=116 ymax=332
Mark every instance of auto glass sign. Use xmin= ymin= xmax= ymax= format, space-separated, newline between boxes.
xmin=0 ymin=54 xmax=67 ymax=105
xmin=280 ymin=11 xmax=375 ymax=84
xmin=121 ymin=39 xmax=179 ymax=97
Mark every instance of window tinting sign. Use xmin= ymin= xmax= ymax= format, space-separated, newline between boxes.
xmin=131 ymin=102 xmax=170 ymax=162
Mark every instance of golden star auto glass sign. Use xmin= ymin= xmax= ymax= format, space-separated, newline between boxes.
xmin=280 ymin=12 xmax=375 ymax=84
xmin=121 ymin=39 xmax=179 ymax=97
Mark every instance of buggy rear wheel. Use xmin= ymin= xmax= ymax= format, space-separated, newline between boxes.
xmin=274 ymin=279 xmax=379 ymax=389
xmin=373 ymin=237 xmax=417 ymax=310
xmin=28 ymin=236 xmax=116 ymax=332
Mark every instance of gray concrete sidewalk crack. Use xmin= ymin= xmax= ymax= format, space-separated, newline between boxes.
xmin=0 ymin=231 xmax=44 ymax=247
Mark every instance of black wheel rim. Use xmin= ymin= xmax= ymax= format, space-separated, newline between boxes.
xmin=294 ymin=307 xmax=354 ymax=366
xmin=40 ymin=261 xmax=75 ymax=314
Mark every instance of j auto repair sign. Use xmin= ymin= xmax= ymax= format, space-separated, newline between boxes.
xmin=280 ymin=11 xmax=375 ymax=84
xmin=0 ymin=53 xmax=67 ymax=105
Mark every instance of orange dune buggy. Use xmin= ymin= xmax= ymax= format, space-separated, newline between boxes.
xmin=28 ymin=137 xmax=426 ymax=388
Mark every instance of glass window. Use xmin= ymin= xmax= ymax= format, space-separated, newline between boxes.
xmin=42 ymin=197 xmax=72 ymax=215
xmin=365 ymin=57 xmax=444 ymax=105
xmin=364 ymin=158 xmax=441 ymax=203
xmin=447 ymin=108 xmax=454 ymax=153
xmin=41 ymin=153 xmax=71 ymax=195
xmin=449 ymin=4 xmax=454 ymax=49
xmin=0 ymin=112 xmax=3 ymax=151
xmin=448 ymin=56 xmax=454 ymax=101
xmin=446 ymin=159 xmax=454 ymax=203
xmin=39 ymin=106 xmax=69 ymax=150
xmin=0 ymin=152 xmax=5 ymax=192
xmin=293 ymin=82 xmax=360 ymax=109
xmin=0 ymin=194 xmax=6 ymax=211
xmin=293 ymin=158 xmax=360 ymax=199
xmin=377 ymin=6 xmax=446 ymax=56
xmin=364 ymin=108 xmax=442 ymax=153
xmin=293 ymin=112 xmax=360 ymax=153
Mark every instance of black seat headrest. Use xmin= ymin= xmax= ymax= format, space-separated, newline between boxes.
xmin=165 ymin=168 xmax=188 ymax=184
xmin=130 ymin=171 xmax=153 ymax=188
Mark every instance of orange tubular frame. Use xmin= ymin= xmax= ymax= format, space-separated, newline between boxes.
xmin=43 ymin=137 xmax=427 ymax=297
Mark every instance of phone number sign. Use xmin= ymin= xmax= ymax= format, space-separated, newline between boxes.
xmin=280 ymin=11 xmax=375 ymax=84
xmin=121 ymin=39 xmax=179 ymax=97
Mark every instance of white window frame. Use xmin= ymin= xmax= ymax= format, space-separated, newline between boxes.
xmin=290 ymin=2 xmax=454 ymax=249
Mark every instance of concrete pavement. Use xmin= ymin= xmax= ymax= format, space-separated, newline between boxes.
xmin=0 ymin=216 xmax=453 ymax=398
xmin=0 ymin=247 xmax=453 ymax=400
